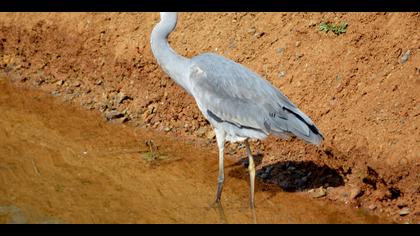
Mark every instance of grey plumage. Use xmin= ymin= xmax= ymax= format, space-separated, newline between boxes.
xmin=150 ymin=12 xmax=323 ymax=208
xmin=189 ymin=53 xmax=323 ymax=145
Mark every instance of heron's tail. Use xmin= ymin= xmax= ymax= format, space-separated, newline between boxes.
xmin=267 ymin=107 xmax=324 ymax=146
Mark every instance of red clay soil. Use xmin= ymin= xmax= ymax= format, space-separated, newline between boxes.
xmin=0 ymin=12 xmax=419 ymax=223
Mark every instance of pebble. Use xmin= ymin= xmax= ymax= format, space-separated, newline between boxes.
xmin=310 ymin=187 xmax=327 ymax=198
xmin=206 ymin=130 xmax=215 ymax=140
xmin=104 ymin=110 xmax=125 ymax=121
xmin=349 ymin=186 xmax=362 ymax=199
xmin=336 ymin=75 xmax=342 ymax=81
xmin=51 ymin=90 xmax=60 ymax=96
xmin=276 ymin=48 xmax=285 ymax=54
xmin=115 ymin=92 xmax=131 ymax=104
xmin=256 ymin=32 xmax=265 ymax=39
xmin=399 ymin=208 xmax=410 ymax=216
xmin=55 ymin=80 xmax=64 ymax=86
xmin=400 ymin=50 xmax=411 ymax=64
xmin=247 ymin=27 xmax=256 ymax=35
xmin=295 ymin=53 xmax=304 ymax=60
xmin=147 ymin=104 xmax=157 ymax=114
xmin=278 ymin=71 xmax=286 ymax=79
xmin=368 ymin=204 xmax=377 ymax=210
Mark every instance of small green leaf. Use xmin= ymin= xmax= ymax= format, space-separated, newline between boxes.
xmin=319 ymin=21 xmax=348 ymax=35
xmin=319 ymin=22 xmax=330 ymax=32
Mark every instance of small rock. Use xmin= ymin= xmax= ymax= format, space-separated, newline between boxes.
xmin=276 ymin=48 xmax=285 ymax=54
xmin=399 ymin=208 xmax=410 ymax=216
xmin=104 ymin=110 xmax=125 ymax=121
xmin=147 ymin=104 xmax=157 ymax=114
xmin=311 ymin=187 xmax=327 ymax=198
xmin=163 ymin=127 xmax=171 ymax=132
xmin=95 ymin=80 xmax=103 ymax=85
xmin=278 ymin=71 xmax=286 ymax=79
xmin=400 ymin=50 xmax=411 ymax=64
xmin=35 ymin=78 xmax=45 ymax=86
xmin=349 ymin=186 xmax=363 ymax=199
xmin=143 ymin=113 xmax=154 ymax=123
xmin=206 ymin=130 xmax=215 ymax=140
xmin=247 ymin=27 xmax=256 ymax=35
xmin=295 ymin=52 xmax=304 ymax=60
xmin=51 ymin=90 xmax=60 ymax=96
xmin=368 ymin=204 xmax=377 ymax=210
xmin=256 ymin=32 xmax=265 ymax=38
xmin=115 ymin=92 xmax=131 ymax=104
xmin=55 ymin=80 xmax=64 ymax=86
xmin=295 ymin=41 xmax=301 ymax=47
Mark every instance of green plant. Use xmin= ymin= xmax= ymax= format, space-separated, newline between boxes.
xmin=319 ymin=22 xmax=348 ymax=35
xmin=141 ymin=151 xmax=168 ymax=162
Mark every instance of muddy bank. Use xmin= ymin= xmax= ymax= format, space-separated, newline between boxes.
xmin=0 ymin=12 xmax=419 ymax=223
xmin=0 ymin=79 xmax=390 ymax=223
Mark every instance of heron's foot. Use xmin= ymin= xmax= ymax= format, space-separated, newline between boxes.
xmin=214 ymin=194 xmax=222 ymax=205
xmin=249 ymin=199 xmax=255 ymax=209
xmin=209 ymin=200 xmax=227 ymax=223
xmin=211 ymin=198 xmax=222 ymax=208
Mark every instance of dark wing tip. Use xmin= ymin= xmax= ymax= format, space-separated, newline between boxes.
xmin=282 ymin=107 xmax=323 ymax=139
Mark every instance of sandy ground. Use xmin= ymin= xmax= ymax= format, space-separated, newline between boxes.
xmin=0 ymin=12 xmax=419 ymax=223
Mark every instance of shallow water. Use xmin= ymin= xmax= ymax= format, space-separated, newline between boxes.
xmin=0 ymin=79 xmax=387 ymax=223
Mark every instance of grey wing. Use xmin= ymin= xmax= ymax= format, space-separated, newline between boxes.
xmin=189 ymin=53 xmax=323 ymax=144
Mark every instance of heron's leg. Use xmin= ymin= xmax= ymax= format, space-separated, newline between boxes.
xmin=244 ymin=139 xmax=256 ymax=208
xmin=214 ymin=129 xmax=226 ymax=203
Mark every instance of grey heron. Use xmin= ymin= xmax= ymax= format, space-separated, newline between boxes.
xmin=150 ymin=12 xmax=324 ymax=208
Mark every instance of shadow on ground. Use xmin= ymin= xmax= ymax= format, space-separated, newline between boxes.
xmin=228 ymin=155 xmax=345 ymax=192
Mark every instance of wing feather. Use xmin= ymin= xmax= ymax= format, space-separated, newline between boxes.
xmin=189 ymin=53 xmax=323 ymax=144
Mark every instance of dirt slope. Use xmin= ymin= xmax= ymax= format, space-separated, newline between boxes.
xmin=0 ymin=12 xmax=419 ymax=223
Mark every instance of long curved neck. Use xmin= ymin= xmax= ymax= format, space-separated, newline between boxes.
xmin=150 ymin=12 xmax=191 ymax=92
